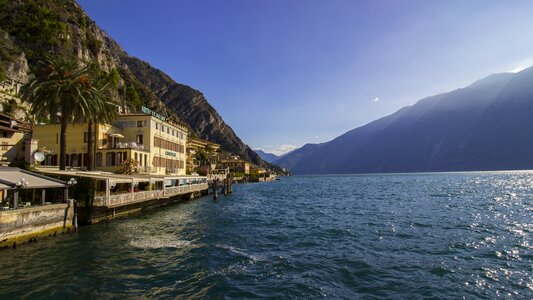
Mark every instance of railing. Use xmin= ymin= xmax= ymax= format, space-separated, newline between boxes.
xmin=94 ymin=183 xmax=208 ymax=208
xmin=102 ymin=143 xmax=145 ymax=150
xmin=139 ymin=166 xmax=156 ymax=173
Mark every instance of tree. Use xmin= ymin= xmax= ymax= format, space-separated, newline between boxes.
xmin=21 ymin=55 xmax=118 ymax=170
xmin=126 ymin=85 xmax=142 ymax=110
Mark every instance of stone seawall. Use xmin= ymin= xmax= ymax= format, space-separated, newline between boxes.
xmin=0 ymin=201 xmax=75 ymax=248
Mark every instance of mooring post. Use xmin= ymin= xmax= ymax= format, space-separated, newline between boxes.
xmin=213 ymin=179 xmax=218 ymax=200
xmin=229 ymin=173 xmax=233 ymax=193
xmin=224 ymin=176 xmax=228 ymax=196
xmin=73 ymin=200 xmax=78 ymax=232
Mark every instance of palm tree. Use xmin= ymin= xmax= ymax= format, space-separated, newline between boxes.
xmin=21 ymin=55 xmax=118 ymax=170
xmin=86 ymin=77 xmax=118 ymax=171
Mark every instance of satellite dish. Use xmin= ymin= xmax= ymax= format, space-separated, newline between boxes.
xmin=10 ymin=120 xmax=17 ymax=128
xmin=34 ymin=152 xmax=45 ymax=162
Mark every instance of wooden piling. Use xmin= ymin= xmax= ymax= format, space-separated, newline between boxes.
xmin=213 ymin=179 xmax=218 ymax=200
xmin=229 ymin=173 xmax=233 ymax=193
xmin=224 ymin=176 xmax=228 ymax=196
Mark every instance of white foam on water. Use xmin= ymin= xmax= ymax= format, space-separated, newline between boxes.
xmin=216 ymin=244 xmax=263 ymax=262
xmin=130 ymin=235 xmax=192 ymax=249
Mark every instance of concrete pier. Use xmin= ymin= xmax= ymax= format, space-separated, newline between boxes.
xmin=0 ymin=201 xmax=76 ymax=248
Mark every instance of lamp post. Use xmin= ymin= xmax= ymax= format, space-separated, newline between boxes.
xmin=14 ymin=177 xmax=28 ymax=209
xmin=64 ymin=177 xmax=77 ymax=202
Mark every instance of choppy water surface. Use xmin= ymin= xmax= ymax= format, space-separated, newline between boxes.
xmin=0 ymin=172 xmax=532 ymax=299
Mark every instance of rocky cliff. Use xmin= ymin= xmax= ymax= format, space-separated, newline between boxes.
xmin=0 ymin=0 xmax=264 ymax=165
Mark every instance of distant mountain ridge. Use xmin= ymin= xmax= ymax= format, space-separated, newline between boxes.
xmin=277 ymin=69 xmax=533 ymax=174
xmin=255 ymin=150 xmax=279 ymax=163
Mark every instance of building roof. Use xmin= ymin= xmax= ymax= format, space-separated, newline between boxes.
xmin=119 ymin=113 xmax=189 ymax=130
xmin=0 ymin=167 xmax=67 ymax=189
xmin=188 ymin=137 xmax=221 ymax=149
xmin=221 ymin=159 xmax=250 ymax=164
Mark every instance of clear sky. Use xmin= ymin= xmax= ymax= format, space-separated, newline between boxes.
xmin=77 ymin=0 xmax=533 ymax=155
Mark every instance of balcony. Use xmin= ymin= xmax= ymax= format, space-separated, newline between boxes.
xmin=100 ymin=142 xmax=146 ymax=151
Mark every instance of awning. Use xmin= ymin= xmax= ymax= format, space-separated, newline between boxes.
xmin=108 ymin=133 xmax=124 ymax=138
xmin=0 ymin=167 xmax=67 ymax=189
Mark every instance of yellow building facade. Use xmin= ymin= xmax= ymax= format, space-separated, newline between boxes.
xmin=33 ymin=113 xmax=188 ymax=175
xmin=0 ymin=112 xmax=32 ymax=165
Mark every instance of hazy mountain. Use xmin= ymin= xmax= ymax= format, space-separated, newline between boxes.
xmin=255 ymin=150 xmax=279 ymax=164
xmin=0 ymin=0 xmax=265 ymax=166
xmin=277 ymin=69 xmax=533 ymax=174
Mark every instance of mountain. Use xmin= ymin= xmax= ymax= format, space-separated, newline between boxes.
xmin=255 ymin=150 xmax=279 ymax=163
xmin=277 ymin=69 xmax=533 ymax=174
xmin=0 ymin=0 xmax=264 ymax=166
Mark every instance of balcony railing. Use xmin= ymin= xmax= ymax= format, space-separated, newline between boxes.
xmin=101 ymin=142 xmax=146 ymax=151
xmin=94 ymin=183 xmax=208 ymax=208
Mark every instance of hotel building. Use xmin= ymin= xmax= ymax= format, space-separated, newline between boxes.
xmin=33 ymin=109 xmax=188 ymax=175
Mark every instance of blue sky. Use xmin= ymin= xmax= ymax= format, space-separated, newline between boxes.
xmin=77 ymin=0 xmax=533 ymax=155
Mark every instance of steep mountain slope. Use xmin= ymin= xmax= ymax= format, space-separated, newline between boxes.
xmin=255 ymin=150 xmax=279 ymax=163
xmin=0 ymin=0 xmax=264 ymax=165
xmin=277 ymin=70 xmax=533 ymax=174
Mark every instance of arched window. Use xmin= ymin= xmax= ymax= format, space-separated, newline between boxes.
xmin=71 ymin=153 xmax=77 ymax=167
xmin=96 ymin=153 xmax=102 ymax=167
xmin=65 ymin=154 xmax=70 ymax=166
xmin=106 ymin=152 xmax=112 ymax=166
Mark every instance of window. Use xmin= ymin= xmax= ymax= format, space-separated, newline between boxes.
xmin=1 ymin=142 xmax=7 ymax=150
xmin=84 ymin=132 xmax=88 ymax=143
xmin=2 ymin=132 xmax=7 ymax=138
xmin=96 ymin=153 xmax=102 ymax=167
xmin=106 ymin=153 xmax=112 ymax=166
xmin=116 ymin=152 xmax=121 ymax=164
xmin=167 ymin=128 xmax=170 ymax=134
xmin=155 ymin=123 xmax=159 ymax=130
xmin=136 ymin=134 xmax=144 ymax=145
xmin=137 ymin=120 xmax=143 ymax=127
xmin=161 ymin=125 xmax=165 ymax=132
xmin=144 ymin=154 xmax=147 ymax=167
xmin=139 ymin=153 xmax=143 ymax=166
xmin=71 ymin=153 xmax=78 ymax=167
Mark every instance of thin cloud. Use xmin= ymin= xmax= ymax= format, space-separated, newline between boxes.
xmin=372 ymin=97 xmax=380 ymax=103
xmin=259 ymin=144 xmax=299 ymax=156
xmin=509 ymin=66 xmax=527 ymax=73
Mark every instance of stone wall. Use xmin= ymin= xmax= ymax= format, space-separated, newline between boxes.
xmin=0 ymin=201 xmax=75 ymax=248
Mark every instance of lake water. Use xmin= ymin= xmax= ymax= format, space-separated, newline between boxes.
xmin=0 ymin=172 xmax=532 ymax=299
